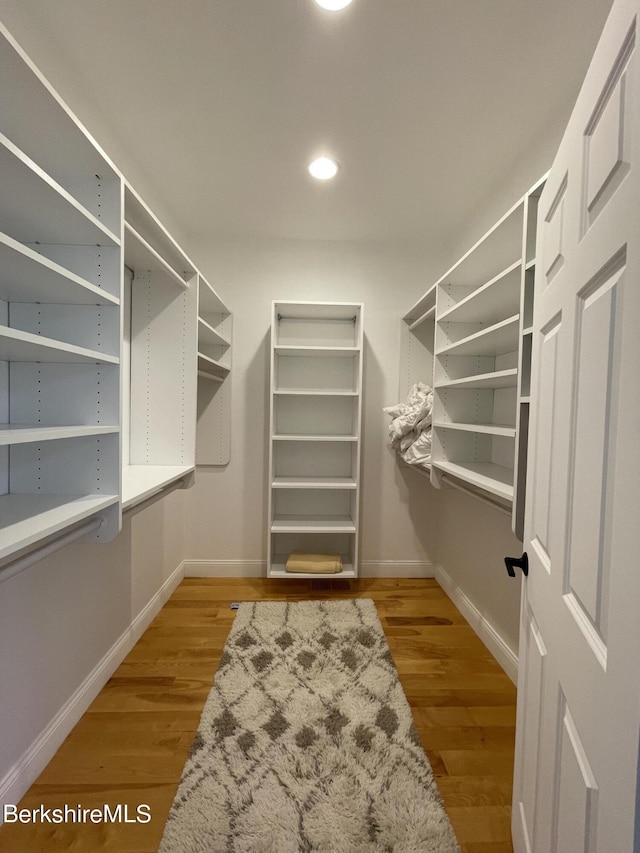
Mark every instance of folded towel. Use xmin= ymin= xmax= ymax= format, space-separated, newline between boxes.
xmin=285 ymin=551 xmax=343 ymax=574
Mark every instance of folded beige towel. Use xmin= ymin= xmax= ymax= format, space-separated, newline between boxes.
xmin=285 ymin=551 xmax=343 ymax=574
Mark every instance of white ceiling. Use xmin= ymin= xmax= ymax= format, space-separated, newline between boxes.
xmin=0 ymin=0 xmax=614 ymax=246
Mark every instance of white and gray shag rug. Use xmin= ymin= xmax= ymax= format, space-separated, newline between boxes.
xmin=159 ymin=599 xmax=459 ymax=853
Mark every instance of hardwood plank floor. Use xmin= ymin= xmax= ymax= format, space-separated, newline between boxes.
xmin=0 ymin=578 xmax=516 ymax=852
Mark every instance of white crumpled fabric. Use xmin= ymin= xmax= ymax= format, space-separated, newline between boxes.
xmin=383 ymin=382 xmax=433 ymax=467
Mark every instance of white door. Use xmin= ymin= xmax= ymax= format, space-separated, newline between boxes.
xmin=512 ymin=0 xmax=640 ymax=850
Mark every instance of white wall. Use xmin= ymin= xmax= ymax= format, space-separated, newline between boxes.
xmin=0 ymin=493 xmax=186 ymax=808
xmin=184 ymin=237 xmax=442 ymax=575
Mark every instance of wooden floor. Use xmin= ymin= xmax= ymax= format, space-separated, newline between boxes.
xmin=0 ymin=578 xmax=517 ymax=853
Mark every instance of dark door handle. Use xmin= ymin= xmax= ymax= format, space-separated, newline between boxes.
xmin=505 ymin=552 xmax=528 ymax=577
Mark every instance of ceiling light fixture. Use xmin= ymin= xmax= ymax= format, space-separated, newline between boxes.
xmin=308 ymin=157 xmax=339 ymax=180
xmin=314 ymin=0 xmax=353 ymax=10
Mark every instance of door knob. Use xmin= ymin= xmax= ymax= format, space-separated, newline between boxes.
xmin=505 ymin=552 xmax=528 ymax=577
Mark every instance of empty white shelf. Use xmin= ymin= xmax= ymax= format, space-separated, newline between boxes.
xmin=0 ymin=232 xmax=119 ymax=306
xmin=438 ymin=314 xmax=520 ymax=357
xmin=0 ymin=325 xmax=119 ymax=364
xmin=124 ymin=222 xmax=187 ymax=290
xmin=272 ymin=434 xmax=358 ymax=442
xmin=432 ymin=460 xmax=514 ymax=502
xmin=435 ymin=368 xmax=518 ymax=390
xmin=434 ymin=422 xmax=516 ymax=437
xmin=197 ymin=352 xmax=230 ymax=380
xmin=439 ymin=260 xmax=522 ymax=325
xmin=271 ymin=516 xmax=357 ymax=533
xmin=0 ymin=134 xmax=120 ymax=248
xmin=121 ymin=464 xmax=193 ymax=510
xmin=199 ymin=275 xmax=228 ymax=316
xmin=275 ymin=346 xmax=359 ymax=357
xmin=408 ymin=304 xmax=436 ymax=331
xmin=0 ymin=493 xmax=119 ymax=562
xmin=0 ymin=424 xmax=119 ymax=446
xmin=198 ymin=317 xmax=230 ymax=348
xmin=403 ymin=282 xmax=437 ymax=325
xmin=273 ymin=389 xmax=358 ymax=396
xmin=272 ymin=476 xmax=357 ymax=489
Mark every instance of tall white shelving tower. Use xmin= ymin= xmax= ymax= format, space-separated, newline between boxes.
xmin=268 ymin=302 xmax=364 ymax=578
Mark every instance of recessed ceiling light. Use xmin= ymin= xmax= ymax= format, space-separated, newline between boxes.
xmin=308 ymin=157 xmax=339 ymax=180
xmin=314 ymin=0 xmax=353 ymax=10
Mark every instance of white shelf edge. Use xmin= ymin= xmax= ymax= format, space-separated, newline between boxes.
xmin=432 ymin=460 xmax=514 ymax=502
xmin=436 ymin=313 xmax=520 ymax=357
xmin=522 ymin=326 xmax=534 ymax=336
xmin=433 ymin=422 xmax=516 ymax=438
xmin=0 ymin=325 xmax=120 ymax=365
xmin=274 ymin=388 xmax=357 ymax=396
xmin=268 ymin=566 xmax=356 ymax=580
xmin=403 ymin=281 xmax=437 ymax=324
xmin=434 ymin=368 xmax=518 ymax=390
xmin=0 ymin=132 xmax=120 ymax=247
xmin=198 ymin=274 xmax=230 ymax=315
xmin=275 ymin=346 xmax=359 ymax=356
xmin=525 ymin=258 xmax=536 ymax=271
xmin=124 ymin=221 xmax=188 ymax=290
xmin=121 ymin=464 xmax=193 ymax=510
xmin=408 ymin=304 xmax=436 ymax=331
xmin=271 ymin=516 xmax=357 ymax=533
xmin=0 ymin=493 xmax=119 ymax=562
xmin=0 ymin=232 xmax=120 ymax=307
xmin=197 ymin=352 xmax=230 ymax=378
xmin=198 ymin=316 xmax=230 ymax=348
xmin=272 ymin=477 xmax=357 ymax=489
xmin=438 ymin=259 xmax=522 ymax=323
xmin=272 ymin=434 xmax=358 ymax=442
xmin=0 ymin=424 xmax=119 ymax=447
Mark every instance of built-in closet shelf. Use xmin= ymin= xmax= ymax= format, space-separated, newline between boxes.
xmin=0 ymin=134 xmax=120 ymax=248
xmin=124 ymin=222 xmax=188 ymax=290
xmin=0 ymin=493 xmax=119 ymax=562
xmin=124 ymin=184 xmax=196 ymax=280
xmin=0 ymin=424 xmax=119 ymax=446
xmin=437 ymin=314 xmax=520 ymax=357
xmin=198 ymin=317 xmax=230 ymax=348
xmin=121 ymin=464 xmax=194 ymax=511
xmin=401 ymin=175 xmax=546 ymax=528
xmin=271 ymin=516 xmax=357 ymax=533
xmin=520 ymin=396 xmax=531 ymax=404
xmin=403 ymin=282 xmax=437 ymax=327
xmin=269 ymin=561 xmax=356 ymax=580
xmin=435 ymin=369 xmax=518 ymax=390
xmin=0 ymin=326 xmax=119 ymax=364
xmin=275 ymin=346 xmax=359 ymax=357
xmin=199 ymin=276 xmax=228 ymax=316
xmin=272 ymin=476 xmax=357 ymax=489
xmin=273 ymin=389 xmax=358 ymax=397
xmin=0 ymin=233 xmax=119 ymax=306
xmin=432 ymin=460 xmax=514 ymax=502
xmin=269 ymin=301 xmax=363 ymax=579
xmin=438 ymin=260 xmax=522 ymax=325
xmin=197 ymin=352 xmax=230 ymax=380
xmin=272 ymin=434 xmax=358 ymax=442
xmin=408 ymin=304 xmax=436 ymax=331
xmin=433 ymin=422 xmax=516 ymax=438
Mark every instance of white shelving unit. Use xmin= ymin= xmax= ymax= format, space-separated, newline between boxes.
xmin=0 ymin=24 xmax=122 ymax=562
xmin=122 ymin=184 xmax=198 ymax=511
xmin=196 ymin=274 xmax=232 ymax=465
xmin=401 ymin=176 xmax=546 ymax=537
xmin=268 ymin=302 xmax=364 ymax=578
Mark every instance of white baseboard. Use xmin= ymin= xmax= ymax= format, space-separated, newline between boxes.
xmin=360 ymin=561 xmax=435 ymax=578
xmin=434 ymin=563 xmax=518 ymax=684
xmin=182 ymin=559 xmax=434 ymax=579
xmin=0 ymin=562 xmax=185 ymax=819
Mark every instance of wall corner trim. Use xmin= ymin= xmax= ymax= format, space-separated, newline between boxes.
xmin=434 ymin=563 xmax=519 ymax=684
xmin=0 ymin=562 xmax=185 ymax=819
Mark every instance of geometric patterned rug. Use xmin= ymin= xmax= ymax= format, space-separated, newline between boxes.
xmin=158 ymin=599 xmax=460 ymax=852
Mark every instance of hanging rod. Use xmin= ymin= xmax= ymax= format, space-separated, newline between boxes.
xmin=277 ymin=314 xmax=356 ymax=323
xmin=123 ymin=477 xmax=187 ymax=518
xmin=440 ymin=474 xmax=511 ymax=516
xmin=0 ymin=516 xmax=104 ymax=585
